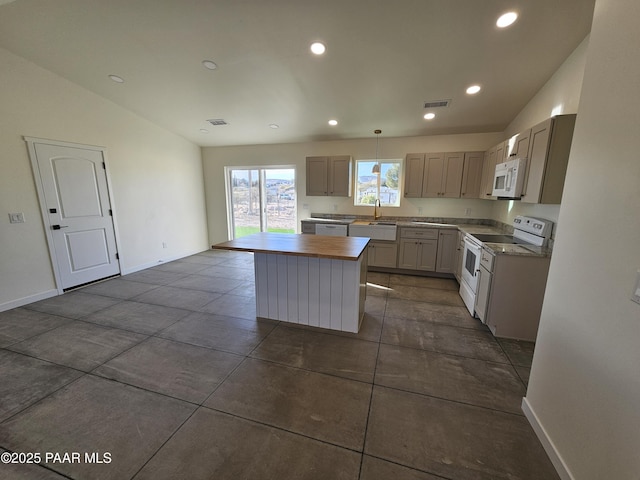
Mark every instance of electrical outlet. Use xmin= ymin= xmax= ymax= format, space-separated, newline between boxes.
xmin=418 ymin=207 xmax=423 ymax=215
xmin=333 ymin=204 xmax=338 ymax=212
xmin=9 ymin=213 xmax=25 ymax=223
xmin=464 ymin=208 xmax=472 ymax=217
xmin=162 ymin=242 xmax=168 ymax=249
xmin=303 ymin=203 xmax=309 ymax=210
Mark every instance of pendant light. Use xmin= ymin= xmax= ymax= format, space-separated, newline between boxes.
xmin=372 ymin=129 xmax=382 ymax=174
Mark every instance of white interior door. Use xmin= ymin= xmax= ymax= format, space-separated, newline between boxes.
xmin=30 ymin=140 xmax=120 ymax=290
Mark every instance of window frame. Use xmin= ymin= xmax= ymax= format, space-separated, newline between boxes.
xmin=353 ymin=158 xmax=403 ymax=207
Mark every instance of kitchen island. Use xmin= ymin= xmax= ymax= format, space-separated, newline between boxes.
xmin=212 ymin=233 xmax=369 ymax=333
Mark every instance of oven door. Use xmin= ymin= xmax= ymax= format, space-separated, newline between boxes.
xmin=461 ymin=237 xmax=481 ymax=292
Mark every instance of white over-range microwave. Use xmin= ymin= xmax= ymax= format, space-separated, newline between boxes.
xmin=492 ymin=157 xmax=527 ymax=199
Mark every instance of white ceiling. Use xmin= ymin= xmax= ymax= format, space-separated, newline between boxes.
xmin=0 ymin=0 xmax=595 ymax=147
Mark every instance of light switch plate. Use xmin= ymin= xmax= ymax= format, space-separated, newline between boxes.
xmin=9 ymin=212 xmax=25 ymax=223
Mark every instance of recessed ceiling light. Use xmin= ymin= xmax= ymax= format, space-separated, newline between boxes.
xmin=108 ymin=74 xmax=124 ymax=83
xmin=466 ymin=85 xmax=481 ymax=95
xmin=496 ymin=12 xmax=518 ymax=28
xmin=269 ymin=124 xmax=280 ymax=129
xmin=310 ymin=42 xmax=326 ymax=55
xmin=202 ymin=60 xmax=217 ymax=70
xmin=424 ymin=113 xmax=436 ymax=120
xmin=328 ymin=119 xmax=338 ymax=126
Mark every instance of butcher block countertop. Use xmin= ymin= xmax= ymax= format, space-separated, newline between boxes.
xmin=212 ymin=233 xmax=369 ymax=261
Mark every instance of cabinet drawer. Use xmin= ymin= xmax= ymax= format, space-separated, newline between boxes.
xmin=480 ymin=248 xmax=495 ymax=271
xmin=400 ymin=228 xmax=438 ymax=239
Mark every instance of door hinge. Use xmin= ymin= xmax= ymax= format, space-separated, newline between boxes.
xmin=109 ymin=209 xmax=112 ymax=216
xmin=115 ymin=253 xmax=119 ymax=260
xmin=102 ymin=162 xmax=106 ymax=169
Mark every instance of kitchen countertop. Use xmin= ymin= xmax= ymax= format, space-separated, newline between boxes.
xmin=212 ymin=232 xmax=369 ymax=261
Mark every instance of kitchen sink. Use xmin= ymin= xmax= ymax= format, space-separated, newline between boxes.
xmin=349 ymin=223 xmax=397 ymax=241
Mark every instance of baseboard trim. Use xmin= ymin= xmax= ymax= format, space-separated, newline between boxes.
xmin=522 ymin=397 xmax=574 ymax=480
xmin=0 ymin=289 xmax=59 ymax=313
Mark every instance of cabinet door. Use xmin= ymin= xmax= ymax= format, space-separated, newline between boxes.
xmin=455 ymin=232 xmax=465 ymax=281
xmin=495 ymin=141 xmax=506 ymax=164
xmin=506 ymin=129 xmax=531 ymax=159
xmin=306 ymin=156 xmax=328 ymax=196
xmin=328 ymin=155 xmax=352 ymax=197
xmin=461 ymin=152 xmax=484 ymax=198
xmin=422 ymin=153 xmax=444 ymax=197
xmin=404 ymin=153 xmax=425 ymax=197
xmin=417 ymin=240 xmax=438 ymax=271
xmin=441 ymin=152 xmax=464 ymax=198
xmin=369 ymin=242 xmax=398 ymax=268
xmin=398 ymin=238 xmax=420 ymax=269
xmin=436 ymin=230 xmax=457 ymax=273
xmin=520 ymin=118 xmax=551 ymax=203
xmin=480 ymin=145 xmax=498 ymax=199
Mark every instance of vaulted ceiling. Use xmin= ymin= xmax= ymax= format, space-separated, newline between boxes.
xmin=0 ymin=0 xmax=595 ymax=146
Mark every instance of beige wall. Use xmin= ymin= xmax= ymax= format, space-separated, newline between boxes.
xmin=202 ymin=133 xmax=503 ymax=244
xmin=524 ymin=0 xmax=640 ymax=478
xmin=0 ymin=48 xmax=208 ymax=310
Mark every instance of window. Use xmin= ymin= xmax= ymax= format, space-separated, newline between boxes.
xmin=354 ymin=159 xmax=402 ymax=206
xmin=225 ymin=167 xmax=297 ymax=239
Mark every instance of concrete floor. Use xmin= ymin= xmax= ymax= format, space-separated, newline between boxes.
xmin=0 ymin=249 xmax=557 ymax=479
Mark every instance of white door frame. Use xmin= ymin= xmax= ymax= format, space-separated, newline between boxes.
xmin=25 ymin=137 xmax=123 ymax=294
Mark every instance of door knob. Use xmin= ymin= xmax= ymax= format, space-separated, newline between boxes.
xmin=51 ymin=225 xmax=69 ymax=230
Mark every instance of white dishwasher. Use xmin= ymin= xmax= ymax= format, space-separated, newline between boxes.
xmin=315 ymin=224 xmax=348 ymax=236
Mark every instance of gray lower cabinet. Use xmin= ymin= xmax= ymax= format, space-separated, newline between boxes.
xmin=435 ymin=229 xmax=458 ymax=273
xmin=398 ymin=228 xmax=438 ymax=271
xmin=475 ymin=247 xmax=551 ymax=341
xmin=368 ymin=241 xmax=398 ymax=268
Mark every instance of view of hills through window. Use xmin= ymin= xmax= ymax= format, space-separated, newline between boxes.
xmin=355 ymin=160 xmax=401 ymax=206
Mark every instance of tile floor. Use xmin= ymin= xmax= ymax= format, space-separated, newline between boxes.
xmin=0 ymin=249 xmax=558 ymax=480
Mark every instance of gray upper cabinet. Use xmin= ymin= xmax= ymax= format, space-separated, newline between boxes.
xmin=404 ymin=153 xmax=426 ymax=197
xmin=520 ymin=114 xmax=576 ymax=204
xmin=306 ymin=155 xmax=352 ymax=196
xmin=506 ymin=129 xmax=531 ymax=159
xmin=460 ymin=151 xmax=484 ymax=198
xmin=479 ymin=144 xmax=499 ymax=199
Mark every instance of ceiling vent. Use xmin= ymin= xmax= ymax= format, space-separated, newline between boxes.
xmin=206 ymin=118 xmax=229 ymax=126
xmin=423 ymin=99 xmax=451 ymax=109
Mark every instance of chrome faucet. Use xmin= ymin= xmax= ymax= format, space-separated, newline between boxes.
xmin=374 ymin=199 xmax=381 ymax=220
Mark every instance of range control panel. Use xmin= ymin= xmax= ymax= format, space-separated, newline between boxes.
xmin=513 ymin=215 xmax=553 ymax=238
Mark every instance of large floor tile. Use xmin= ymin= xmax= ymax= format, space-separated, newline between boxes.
xmin=498 ymin=338 xmax=536 ymax=367
xmin=382 ymin=316 xmax=508 ymax=363
xmin=168 ymin=274 xmax=245 ymax=294
xmin=8 ymin=321 xmax=147 ymax=371
xmin=0 ymin=350 xmax=82 ymax=422
xmin=375 ymin=344 xmax=525 ymax=414
xmin=251 ymin=325 xmax=379 ymax=383
xmin=175 ymin=253 xmax=229 ymax=266
xmin=94 ymin=337 xmax=243 ymax=403
xmin=79 ymin=278 xmax=159 ymax=299
xmin=196 ymin=265 xmax=255 ymax=281
xmin=284 ymin=311 xmax=383 ymax=343
xmin=388 ymin=274 xmax=459 ymax=291
xmin=360 ymin=456 xmax=443 ymax=480
xmin=199 ymin=293 xmax=257 ymax=319
xmin=133 ymin=407 xmax=361 ymax=480
xmin=0 ymin=308 xmax=71 ymax=348
xmin=83 ymin=301 xmax=190 ymax=334
xmin=122 ymin=269 xmax=188 ymax=285
xmin=24 ymin=292 xmax=121 ymax=319
xmin=132 ymin=285 xmax=222 ymax=310
xmin=388 ymin=284 xmax=465 ymax=306
xmin=206 ymin=358 xmax=371 ymax=450
xmin=364 ymin=386 xmax=559 ymax=480
xmin=0 ymin=375 xmax=195 ymax=480
xmin=385 ymin=297 xmax=482 ymax=329
xmin=158 ymin=312 xmax=276 ymax=355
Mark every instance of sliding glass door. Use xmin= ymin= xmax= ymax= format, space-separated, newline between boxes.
xmin=227 ymin=167 xmax=296 ymax=239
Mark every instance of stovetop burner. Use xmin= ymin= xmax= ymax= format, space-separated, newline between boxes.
xmin=471 ymin=233 xmax=517 ymax=244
